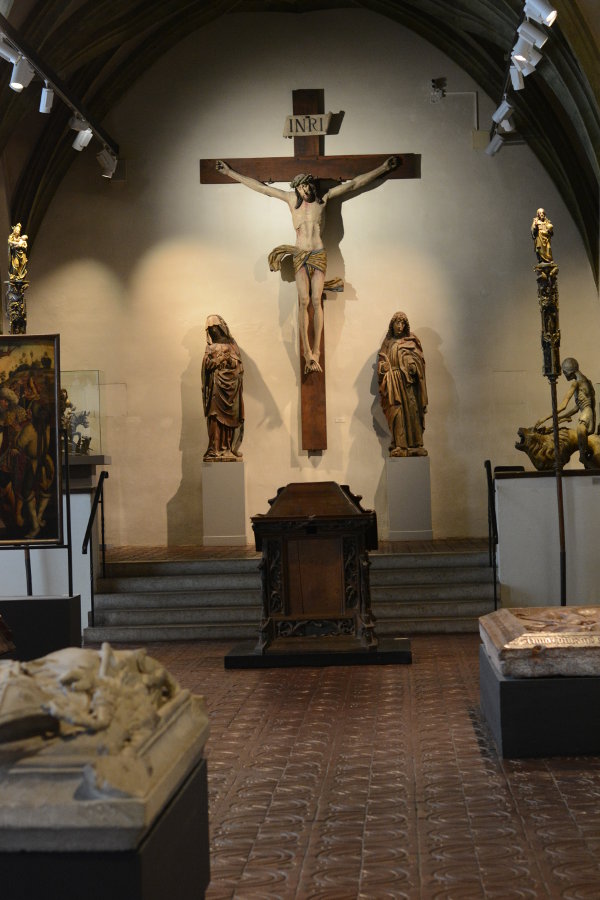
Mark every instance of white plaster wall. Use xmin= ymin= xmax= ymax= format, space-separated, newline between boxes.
xmin=25 ymin=10 xmax=599 ymax=545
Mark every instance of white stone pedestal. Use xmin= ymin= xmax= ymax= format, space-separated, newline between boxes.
xmin=495 ymin=470 xmax=600 ymax=607
xmin=0 ymin=492 xmax=98 ymax=634
xmin=202 ymin=460 xmax=247 ymax=546
xmin=384 ymin=456 xmax=433 ymax=540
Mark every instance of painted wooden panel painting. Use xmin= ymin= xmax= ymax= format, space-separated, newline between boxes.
xmin=0 ymin=334 xmax=62 ymax=545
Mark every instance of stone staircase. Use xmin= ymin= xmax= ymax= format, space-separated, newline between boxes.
xmin=370 ymin=550 xmax=495 ymax=634
xmin=83 ymin=548 xmax=496 ymax=644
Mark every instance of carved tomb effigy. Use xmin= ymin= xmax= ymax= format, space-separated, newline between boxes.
xmin=479 ymin=607 xmax=600 ymax=758
xmin=0 ymin=643 xmax=210 ymax=900
xmin=251 ymin=482 xmax=378 ymax=654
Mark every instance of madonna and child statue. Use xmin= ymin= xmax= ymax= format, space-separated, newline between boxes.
xmin=202 ymin=315 xmax=244 ymax=462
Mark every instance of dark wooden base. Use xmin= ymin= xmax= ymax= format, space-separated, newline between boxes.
xmin=479 ymin=645 xmax=600 ymax=758
xmin=225 ymin=636 xmax=412 ymax=668
xmin=0 ymin=758 xmax=210 ymax=900
xmin=0 ymin=594 xmax=81 ymax=660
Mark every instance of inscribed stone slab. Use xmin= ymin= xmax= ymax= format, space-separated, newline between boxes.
xmin=480 ymin=606 xmax=600 ymax=677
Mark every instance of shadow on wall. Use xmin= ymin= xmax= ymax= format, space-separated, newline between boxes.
xmin=167 ymin=325 xmax=206 ymax=545
xmin=239 ymin=349 xmax=283 ymax=433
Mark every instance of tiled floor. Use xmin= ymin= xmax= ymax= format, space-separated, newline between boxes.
xmin=139 ymin=635 xmax=600 ymax=899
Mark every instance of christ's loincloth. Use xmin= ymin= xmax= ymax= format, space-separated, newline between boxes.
xmin=268 ymin=245 xmax=343 ymax=292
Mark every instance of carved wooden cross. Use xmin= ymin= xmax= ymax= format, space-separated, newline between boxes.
xmin=201 ymin=89 xmax=421 ymax=452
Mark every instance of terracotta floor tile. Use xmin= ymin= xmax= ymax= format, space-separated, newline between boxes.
xmin=117 ymin=634 xmax=600 ymax=898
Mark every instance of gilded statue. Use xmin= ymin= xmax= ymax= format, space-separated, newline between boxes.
xmin=8 ymin=222 xmax=28 ymax=282
xmin=215 ymin=156 xmax=399 ymax=373
xmin=531 ymin=208 xmax=553 ymax=264
xmin=377 ymin=311 xmax=428 ymax=457
xmin=202 ymin=315 xmax=244 ymax=461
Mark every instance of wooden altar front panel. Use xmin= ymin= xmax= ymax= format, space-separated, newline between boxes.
xmin=285 ymin=535 xmax=344 ymax=617
xmin=251 ymin=482 xmax=378 ymax=653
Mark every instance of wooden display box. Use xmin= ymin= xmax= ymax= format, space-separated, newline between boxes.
xmin=251 ymin=482 xmax=379 ymax=653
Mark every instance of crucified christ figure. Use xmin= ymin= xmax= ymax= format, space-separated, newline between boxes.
xmin=215 ymin=156 xmax=400 ymax=373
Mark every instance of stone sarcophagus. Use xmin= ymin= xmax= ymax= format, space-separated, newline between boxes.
xmin=251 ymin=482 xmax=378 ymax=653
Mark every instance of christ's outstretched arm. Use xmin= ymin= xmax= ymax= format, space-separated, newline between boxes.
xmin=324 ymin=155 xmax=400 ymax=200
xmin=215 ymin=160 xmax=289 ymax=201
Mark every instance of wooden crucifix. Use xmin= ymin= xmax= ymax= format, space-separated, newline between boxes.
xmin=200 ymin=89 xmax=420 ymax=452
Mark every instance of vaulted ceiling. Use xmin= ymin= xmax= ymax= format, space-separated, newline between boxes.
xmin=0 ymin=1 xmax=598 ymax=284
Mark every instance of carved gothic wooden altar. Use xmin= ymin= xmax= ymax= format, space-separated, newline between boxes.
xmin=251 ymin=482 xmax=378 ymax=654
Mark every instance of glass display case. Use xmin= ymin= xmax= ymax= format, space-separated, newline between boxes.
xmin=61 ymin=369 xmax=102 ymax=455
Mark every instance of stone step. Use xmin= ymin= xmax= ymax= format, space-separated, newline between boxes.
xmin=85 ymin=547 xmax=496 ymax=641
xmin=370 ymin=565 xmax=492 ymax=586
xmin=370 ymin=551 xmax=489 ymax=569
xmin=372 ymin=597 xmax=495 ymax=620
xmin=97 ymin=572 xmax=261 ymax=593
xmin=372 ymin=582 xmax=494 ymax=602
xmin=376 ymin=618 xmax=482 ymax=634
xmin=83 ymin=622 xmax=260 ymax=643
xmin=94 ymin=589 xmax=262 ymax=610
xmin=94 ymin=605 xmax=261 ymax=627
xmin=91 ymin=596 xmax=494 ymax=631
xmin=104 ymin=558 xmax=260 ymax=578
xmin=83 ymin=614 xmax=485 ymax=644
xmin=97 ymin=563 xmax=490 ymax=596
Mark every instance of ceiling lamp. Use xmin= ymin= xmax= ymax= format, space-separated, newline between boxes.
xmin=512 ymin=37 xmax=542 ymax=74
xmin=39 ymin=83 xmax=53 ymax=113
xmin=0 ymin=38 xmax=17 ymax=64
xmin=9 ymin=55 xmax=34 ymax=91
xmin=485 ymin=133 xmax=504 ymax=156
xmin=72 ymin=128 xmax=93 ymax=150
xmin=492 ymin=98 xmax=514 ymax=126
xmin=517 ymin=20 xmax=549 ymax=48
xmin=524 ymin=0 xmax=558 ymax=27
xmin=69 ymin=115 xmax=89 ymax=131
xmin=96 ymin=148 xmax=118 ymax=178
xmin=510 ymin=65 xmax=525 ymax=91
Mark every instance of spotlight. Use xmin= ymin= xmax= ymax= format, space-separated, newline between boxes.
xmin=512 ymin=37 xmax=542 ymax=67
xmin=10 ymin=55 xmax=34 ymax=92
xmin=518 ymin=20 xmax=549 ymax=48
xmin=69 ymin=115 xmax=89 ymax=131
xmin=485 ymin=133 xmax=504 ymax=156
xmin=0 ymin=39 xmax=17 ymax=64
xmin=510 ymin=65 xmax=525 ymax=91
xmin=492 ymin=99 xmax=513 ymax=125
xmin=96 ymin=148 xmax=117 ymax=178
xmin=524 ymin=0 xmax=558 ymax=27
xmin=512 ymin=37 xmax=542 ymax=74
xmin=39 ymin=84 xmax=53 ymax=114
xmin=72 ymin=128 xmax=93 ymax=150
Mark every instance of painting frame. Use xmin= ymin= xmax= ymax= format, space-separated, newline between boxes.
xmin=0 ymin=334 xmax=63 ymax=547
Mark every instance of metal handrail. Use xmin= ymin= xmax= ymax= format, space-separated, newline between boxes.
xmin=82 ymin=471 xmax=109 ymax=627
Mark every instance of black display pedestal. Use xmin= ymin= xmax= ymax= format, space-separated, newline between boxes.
xmin=480 ymin=645 xmax=600 ymax=758
xmin=0 ymin=594 xmax=81 ymax=660
xmin=225 ymin=635 xmax=412 ymax=669
xmin=0 ymin=758 xmax=210 ymax=900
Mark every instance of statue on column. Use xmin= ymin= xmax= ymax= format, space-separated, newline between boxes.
xmin=215 ymin=156 xmax=399 ymax=373
xmin=377 ymin=311 xmax=428 ymax=457
xmin=531 ymin=208 xmax=554 ymax=264
xmin=201 ymin=315 xmax=244 ymax=461
xmin=6 ymin=223 xmax=29 ymax=334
